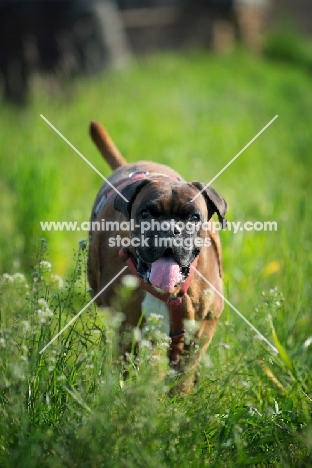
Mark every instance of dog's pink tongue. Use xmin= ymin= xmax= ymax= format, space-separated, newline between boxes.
xmin=149 ymin=257 xmax=182 ymax=291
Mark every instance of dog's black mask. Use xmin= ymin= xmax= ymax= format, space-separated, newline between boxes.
xmin=114 ymin=178 xmax=227 ymax=285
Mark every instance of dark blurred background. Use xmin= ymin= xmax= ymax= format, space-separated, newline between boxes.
xmin=1 ymin=0 xmax=311 ymax=105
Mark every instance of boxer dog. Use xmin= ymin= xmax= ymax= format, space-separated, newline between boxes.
xmin=88 ymin=121 xmax=227 ymax=392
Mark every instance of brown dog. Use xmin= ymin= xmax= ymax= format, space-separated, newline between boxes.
xmin=88 ymin=121 xmax=227 ymax=391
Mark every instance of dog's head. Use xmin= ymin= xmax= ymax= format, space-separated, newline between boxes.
xmin=114 ymin=178 xmax=227 ymax=292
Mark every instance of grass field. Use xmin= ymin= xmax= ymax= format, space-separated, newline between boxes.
xmin=0 ymin=49 xmax=311 ymax=467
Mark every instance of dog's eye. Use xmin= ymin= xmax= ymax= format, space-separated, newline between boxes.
xmin=140 ymin=209 xmax=150 ymax=219
xmin=190 ymin=213 xmax=200 ymax=222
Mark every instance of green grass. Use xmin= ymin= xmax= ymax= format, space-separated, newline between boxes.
xmin=264 ymin=24 xmax=312 ymax=71
xmin=0 ymin=49 xmax=311 ymax=466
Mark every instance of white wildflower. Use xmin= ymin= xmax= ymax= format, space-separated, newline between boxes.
xmin=147 ymin=313 xmax=165 ymax=326
xmin=184 ymin=319 xmax=200 ymax=345
xmin=57 ymin=375 xmax=66 ymax=381
xmin=110 ymin=311 xmax=125 ymax=329
xmin=133 ymin=327 xmax=142 ymax=342
xmin=1 ymin=273 xmax=13 ymax=283
xmin=50 ymin=274 xmax=64 ymax=288
xmin=201 ymin=353 xmax=213 ymax=369
xmin=140 ymin=339 xmax=152 ymax=349
xmin=38 ymin=298 xmax=48 ymax=308
xmin=37 ymin=298 xmax=53 ymax=320
xmin=303 ymin=336 xmax=312 ymax=348
xmin=39 ymin=260 xmax=52 ymax=272
xmin=12 ymin=364 xmax=25 ymax=380
xmin=150 ymin=354 xmax=161 ymax=362
xmin=121 ymin=275 xmax=139 ymax=289
xmin=12 ymin=273 xmax=28 ymax=286
xmin=219 ymin=341 xmax=231 ymax=349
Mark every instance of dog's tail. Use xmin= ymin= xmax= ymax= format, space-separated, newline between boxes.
xmin=89 ymin=121 xmax=127 ymax=170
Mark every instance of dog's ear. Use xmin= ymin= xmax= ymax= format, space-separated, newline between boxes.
xmin=113 ymin=179 xmax=149 ymax=219
xmin=191 ymin=182 xmax=228 ymax=225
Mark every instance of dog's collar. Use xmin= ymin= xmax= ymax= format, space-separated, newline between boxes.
xmin=118 ymin=247 xmax=199 ymax=343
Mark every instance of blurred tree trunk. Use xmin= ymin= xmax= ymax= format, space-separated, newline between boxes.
xmin=94 ymin=0 xmax=132 ymax=68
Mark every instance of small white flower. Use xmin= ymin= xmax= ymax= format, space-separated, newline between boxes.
xmin=50 ymin=274 xmax=64 ymax=288
xmin=219 ymin=341 xmax=231 ymax=349
xmin=39 ymin=260 xmax=52 ymax=272
xmin=150 ymin=355 xmax=161 ymax=362
xmin=38 ymin=298 xmax=48 ymax=308
xmin=1 ymin=273 xmax=13 ymax=283
xmin=37 ymin=298 xmax=54 ymax=318
xmin=110 ymin=311 xmax=125 ymax=329
xmin=147 ymin=313 xmax=164 ymax=326
xmin=141 ymin=339 xmax=152 ymax=349
xmin=46 ymin=308 xmax=54 ymax=317
xmin=303 ymin=336 xmax=312 ymax=348
xmin=121 ymin=275 xmax=139 ymax=289
xmin=12 ymin=273 xmax=28 ymax=285
xmin=184 ymin=320 xmax=200 ymax=345
xmin=57 ymin=375 xmax=66 ymax=381
xmin=201 ymin=353 xmax=213 ymax=369
xmin=248 ymin=407 xmax=262 ymax=417
xmin=12 ymin=364 xmax=25 ymax=380
xmin=133 ymin=327 xmax=142 ymax=342
xmin=203 ymin=289 xmax=214 ymax=308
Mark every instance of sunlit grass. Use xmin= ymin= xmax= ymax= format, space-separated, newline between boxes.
xmin=0 ymin=242 xmax=311 ymax=467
